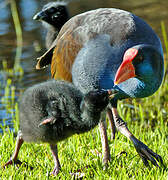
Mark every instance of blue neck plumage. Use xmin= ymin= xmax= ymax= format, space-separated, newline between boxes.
xmin=114 ymin=75 xmax=161 ymax=100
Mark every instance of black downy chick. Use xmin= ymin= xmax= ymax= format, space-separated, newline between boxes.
xmin=33 ymin=1 xmax=70 ymax=49
xmin=3 ymin=80 xmax=115 ymax=176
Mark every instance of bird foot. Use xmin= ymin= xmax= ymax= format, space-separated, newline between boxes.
xmin=102 ymin=154 xmax=111 ymax=165
xmin=111 ymin=107 xmax=164 ymax=167
xmin=102 ymin=159 xmax=110 ymax=170
xmin=131 ymin=136 xmax=163 ymax=167
xmin=50 ymin=166 xmax=60 ymax=176
xmin=3 ymin=159 xmax=22 ymax=168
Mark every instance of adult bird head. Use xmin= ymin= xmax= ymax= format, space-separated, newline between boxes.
xmin=33 ymin=1 xmax=69 ymax=30
xmin=114 ymin=44 xmax=164 ymax=99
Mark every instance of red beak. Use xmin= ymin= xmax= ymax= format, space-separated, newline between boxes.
xmin=114 ymin=48 xmax=138 ymax=85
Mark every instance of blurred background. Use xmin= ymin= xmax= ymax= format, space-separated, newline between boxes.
xmin=0 ymin=0 xmax=168 ymax=132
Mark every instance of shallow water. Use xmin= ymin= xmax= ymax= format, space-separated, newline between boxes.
xmin=0 ymin=0 xmax=168 ymax=133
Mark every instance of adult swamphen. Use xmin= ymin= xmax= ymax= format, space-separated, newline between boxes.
xmin=35 ymin=6 xmax=164 ymax=167
xmin=3 ymin=80 xmax=115 ymax=175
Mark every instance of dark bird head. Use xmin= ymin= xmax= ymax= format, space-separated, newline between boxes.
xmin=83 ymin=90 xmax=114 ymax=111
xmin=33 ymin=1 xmax=69 ymax=30
xmin=114 ymin=44 xmax=164 ymax=98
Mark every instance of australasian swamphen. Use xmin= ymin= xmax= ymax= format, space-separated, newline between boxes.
xmin=3 ymin=80 xmax=115 ymax=175
xmin=33 ymin=2 xmax=113 ymax=165
xmin=33 ymin=1 xmax=70 ymax=49
xmin=35 ymin=7 xmax=164 ymax=167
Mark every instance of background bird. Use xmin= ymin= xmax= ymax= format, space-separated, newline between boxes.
xmin=34 ymin=5 xmax=164 ymax=166
xmin=3 ymin=80 xmax=114 ymax=176
xmin=33 ymin=1 xmax=70 ymax=50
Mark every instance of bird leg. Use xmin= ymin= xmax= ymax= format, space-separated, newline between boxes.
xmin=106 ymin=108 xmax=116 ymax=140
xmin=50 ymin=144 xmax=61 ymax=176
xmin=99 ymin=120 xmax=111 ymax=165
xmin=3 ymin=131 xmax=24 ymax=168
xmin=111 ymin=107 xmax=163 ymax=167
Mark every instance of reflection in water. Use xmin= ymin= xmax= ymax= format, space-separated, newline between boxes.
xmin=0 ymin=2 xmax=10 ymax=35
xmin=0 ymin=0 xmax=168 ymax=132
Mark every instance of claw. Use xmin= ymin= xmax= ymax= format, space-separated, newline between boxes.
xmin=132 ymin=137 xmax=163 ymax=167
xmin=110 ymin=107 xmax=164 ymax=168
xmin=141 ymin=148 xmax=159 ymax=167
xmin=3 ymin=159 xmax=22 ymax=169
xmin=50 ymin=167 xmax=60 ymax=176
xmin=140 ymin=155 xmax=149 ymax=166
xmin=146 ymin=148 xmax=163 ymax=164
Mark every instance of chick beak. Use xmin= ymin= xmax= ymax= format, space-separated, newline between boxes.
xmin=108 ymin=89 xmax=118 ymax=99
xmin=114 ymin=48 xmax=138 ymax=85
xmin=33 ymin=11 xmax=46 ymax=21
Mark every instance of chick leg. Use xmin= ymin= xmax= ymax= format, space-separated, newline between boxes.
xmin=99 ymin=121 xmax=111 ymax=165
xmin=107 ymin=108 xmax=116 ymax=140
xmin=50 ymin=144 xmax=61 ymax=176
xmin=3 ymin=131 xmax=23 ymax=168
xmin=111 ymin=107 xmax=163 ymax=167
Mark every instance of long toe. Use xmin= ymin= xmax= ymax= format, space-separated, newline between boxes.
xmin=3 ymin=159 xmax=22 ymax=168
xmin=3 ymin=160 xmax=13 ymax=168
xmin=50 ymin=167 xmax=60 ymax=176
xmin=133 ymin=137 xmax=163 ymax=167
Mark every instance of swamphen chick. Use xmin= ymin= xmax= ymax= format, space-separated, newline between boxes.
xmin=3 ymin=80 xmax=114 ymax=175
xmin=33 ymin=1 xmax=69 ymax=49
xmin=35 ymin=8 xmax=164 ymax=167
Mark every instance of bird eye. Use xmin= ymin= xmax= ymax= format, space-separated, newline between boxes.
xmin=56 ymin=6 xmax=64 ymax=11
xmin=134 ymin=54 xmax=144 ymax=62
xmin=48 ymin=7 xmax=56 ymax=13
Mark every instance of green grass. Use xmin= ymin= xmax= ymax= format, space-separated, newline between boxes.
xmin=0 ymin=81 xmax=168 ymax=179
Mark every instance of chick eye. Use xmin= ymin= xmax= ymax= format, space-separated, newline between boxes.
xmin=56 ymin=6 xmax=64 ymax=11
xmin=48 ymin=7 xmax=56 ymax=13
